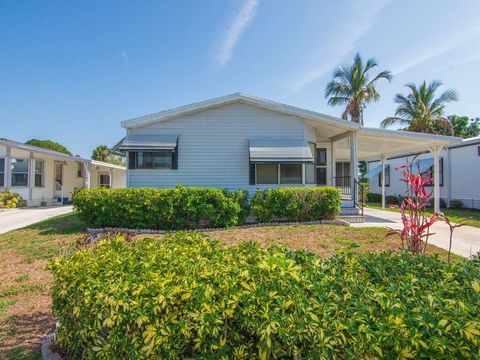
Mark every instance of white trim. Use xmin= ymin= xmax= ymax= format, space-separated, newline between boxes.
xmin=121 ymin=93 xmax=360 ymax=131
xmin=90 ymin=160 xmax=126 ymax=171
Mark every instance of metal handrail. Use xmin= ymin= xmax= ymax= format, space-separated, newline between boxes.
xmin=54 ymin=180 xmax=63 ymax=203
xmin=334 ymin=176 xmax=351 ymax=195
xmin=353 ymin=178 xmax=364 ymax=216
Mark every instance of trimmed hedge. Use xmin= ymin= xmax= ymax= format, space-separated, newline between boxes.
xmin=0 ymin=191 xmax=21 ymax=209
xmin=73 ymin=186 xmax=248 ymax=230
xmin=49 ymin=233 xmax=480 ymax=359
xmin=74 ymin=186 xmax=341 ymax=230
xmin=251 ymin=187 xmax=341 ymax=222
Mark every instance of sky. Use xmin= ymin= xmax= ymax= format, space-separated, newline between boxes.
xmin=1 ymin=0 xmax=480 ymax=157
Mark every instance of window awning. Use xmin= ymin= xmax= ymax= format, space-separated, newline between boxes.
xmin=118 ymin=134 xmax=178 ymax=151
xmin=413 ymin=158 xmax=434 ymax=173
xmin=249 ymin=138 xmax=314 ymax=163
xmin=364 ymin=164 xmax=383 ymax=178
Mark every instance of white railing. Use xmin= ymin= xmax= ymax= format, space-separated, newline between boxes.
xmin=54 ymin=180 xmax=63 ymax=204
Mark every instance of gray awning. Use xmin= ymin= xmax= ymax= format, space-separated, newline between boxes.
xmin=249 ymin=138 xmax=314 ymax=163
xmin=118 ymin=134 xmax=178 ymax=151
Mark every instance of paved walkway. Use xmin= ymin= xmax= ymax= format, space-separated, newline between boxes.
xmin=0 ymin=206 xmax=73 ymax=234
xmin=351 ymin=208 xmax=480 ymax=258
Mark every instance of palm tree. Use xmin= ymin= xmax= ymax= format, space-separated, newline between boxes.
xmin=380 ymin=80 xmax=458 ymax=134
xmin=325 ymin=53 xmax=392 ymax=125
xmin=92 ymin=145 xmax=111 ymax=162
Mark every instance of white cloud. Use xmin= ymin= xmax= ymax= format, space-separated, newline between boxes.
xmin=287 ymin=0 xmax=392 ymax=93
xmin=391 ymin=27 xmax=480 ymax=75
xmin=214 ymin=0 xmax=260 ymax=67
xmin=121 ymin=50 xmax=130 ymax=67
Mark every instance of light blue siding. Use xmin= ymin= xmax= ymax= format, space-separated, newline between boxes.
xmin=127 ymin=103 xmax=317 ymax=192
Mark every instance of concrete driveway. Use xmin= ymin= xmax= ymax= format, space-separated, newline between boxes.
xmin=352 ymin=208 xmax=480 ymax=258
xmin=0 ymin=206 xmax=73 ymax=234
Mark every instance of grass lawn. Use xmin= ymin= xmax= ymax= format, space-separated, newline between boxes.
xmin=0 ymin=213 xmax=461 ymax=358
xmin=367 ymin=202 xmax=480 ymax=228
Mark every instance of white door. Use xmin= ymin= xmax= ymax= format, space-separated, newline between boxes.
xmin=54 ymin=162 xmax=63 ymax=199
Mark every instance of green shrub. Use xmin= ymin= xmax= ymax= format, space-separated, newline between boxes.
xmin=359 ymin=180 xmax=369 ymax=204
xmin=73 ymin=186 xmax=244 ymax=230
xmin=367 ymin=192 xmax=382 ymax=203
xmin=0 ymin=192 xmax=21 ymax=209
xmin=49 ymin=233 xmax=480 ymax=359
xmin=449 ymin=199 xmax=464 ymax=209
xmin=251 ymin=187 xmax=341 ymax=222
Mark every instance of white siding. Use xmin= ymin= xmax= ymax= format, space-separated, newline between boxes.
xmin=449 ymin=144 xmax=480 ymax=207
xmin=127 ymin=103 xmax=321 ymax=191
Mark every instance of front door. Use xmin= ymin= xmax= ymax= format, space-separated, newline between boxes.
xmin=54 ymin=162 xmax=63 ymax=199
xmin=316 ymin=148 xmax=327 ymax=185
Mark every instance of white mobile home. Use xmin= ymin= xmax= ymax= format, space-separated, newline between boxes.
xmin=367 ymin=136 xmax=480 ymax=209
xmin=116 ymin=93 xmax=461 ymax=213
xmin=0 ymin=139 xmax=126 ymax=206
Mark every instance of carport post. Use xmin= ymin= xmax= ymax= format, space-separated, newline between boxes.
xmin=429 ymin=145 xmax=443 ymax=213
xmin=350 ymin=131 xmax=358 ymax=201
xmin=83 ymin=162 xmax=91 ymax=189
xmin=380 ymin=154 xmax=386 ymax=210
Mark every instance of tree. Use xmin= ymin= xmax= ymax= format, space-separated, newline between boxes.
xmin=25 ymin=139 xmax=72 ymax=155
xmin=325 ymin=53 xmax=392 ymax=125
xmin=433 ymin=115 xmax=480 ymax=138
xmin=380 ymin=80 xmax=458 ymax=134
xmin=92 ymin=145 xmax=125 ymax=166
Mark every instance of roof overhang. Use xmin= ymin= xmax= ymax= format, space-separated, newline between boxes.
xmin=121 ymin=93 xmax=360 ymax=132
xmin=356 ymin=128 xmax=462 ymax=160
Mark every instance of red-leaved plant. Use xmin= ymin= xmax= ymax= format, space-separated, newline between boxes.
xmin=387 ymin=164 xmax=439 ymax=255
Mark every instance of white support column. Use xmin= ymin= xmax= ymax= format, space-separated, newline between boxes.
xmin=28 ymin=152 xmax=34 ymax=203
xmin=330 ymin=141 xmax=336 ymax=186
xmin=350 ymin=132 xmax=358 ymax=200
xmin=5 ymin=146 xmax=11 ymax=190
xmin=109 ymin=168 xmax=113 ymax=188
xmin=83 ymin=162 xmax=91 ymax=189
xmin=380 ymin=154 xmax=386 ymax=210
xmin=429 ymin=145 xmax=444 ymax=213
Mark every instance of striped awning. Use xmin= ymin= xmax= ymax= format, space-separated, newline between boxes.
xmin=249 ymin=138 xmax=314 ymax=163
xmin=118 ymin=134 xmax=178 ymax=151
xmin=414 ymin=158 xmax=434 ymax=173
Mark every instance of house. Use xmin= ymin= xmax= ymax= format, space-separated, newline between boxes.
xmin=0 ymin=138 xmax=126 ymax=206
xmin=366 ymin=135 xmax=480 ymax=209
xmin=116 ymin=93 xmax=461 ymax=214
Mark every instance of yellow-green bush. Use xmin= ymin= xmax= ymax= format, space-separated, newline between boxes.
xmin=49 ymin=233 xmax=480 ymax=359
xmin=251 ymin=187 xmax=341 ymax=222
xmin=0 ymin=191 xmax=21 ymax=209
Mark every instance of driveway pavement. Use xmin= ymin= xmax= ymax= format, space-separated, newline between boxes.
xmin=0 ymin=206 xmax=73 ymax=234
xmin=352 ymin=208 xmax=480 ymax=258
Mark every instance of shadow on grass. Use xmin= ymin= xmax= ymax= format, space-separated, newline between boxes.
xmin=23 ymin=213 xmax=86 ymax=235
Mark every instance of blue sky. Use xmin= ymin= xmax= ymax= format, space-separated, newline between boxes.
xmin=1 ymin=0 xmax=480 ymax=157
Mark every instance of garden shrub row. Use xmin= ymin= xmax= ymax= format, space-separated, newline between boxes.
xmin=0 ymin=191 xmax=21 ymax=209
xmin=49 ymin=233 xmax=480 ymax=359
xmin=73 ymin=186 xmax=341 ymax=230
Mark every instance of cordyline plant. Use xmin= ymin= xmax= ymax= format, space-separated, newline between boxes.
xmin=387 ymin=164 xmax=438 ymax=255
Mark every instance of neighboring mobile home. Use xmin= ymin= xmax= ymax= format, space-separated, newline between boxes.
xmin=367 ymin=136 xmax=480 ymax=209
xmin=0 ymin=138 xmax=126 ymax=206
xmin=115 ymin=93 xmax=461 ymax=214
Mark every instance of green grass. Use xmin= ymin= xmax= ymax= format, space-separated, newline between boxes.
xmin=367 ymin=202 xmax=480 ymax=228
xmin=0 ymin=212 xmax=86 ymax=262
xmin=5 ymin=347 xmax=42 ymax=360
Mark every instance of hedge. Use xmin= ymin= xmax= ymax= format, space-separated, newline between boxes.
xmin=73 ymin=186 xmax=248 ymax=230
xmin=251 ymin=187 xmax=341 ymax=222
xmin=49 ymin=233 xmax=480 ymax=359
xmin=73 ymin=186 xmax=341 ymax=230
xmin=0 ymin=191 xmax=21 ymax=209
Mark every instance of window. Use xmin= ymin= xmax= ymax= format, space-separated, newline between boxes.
xmin=305 ymin=142 xmax=316 ymax=184
xmin=256 ymin=164 xmax=278 ymax=184
xmin=477 ymin=145 xmax=480 ymax=156
xmin=378 ymin=165 xmax=390 ymax=187
xmin=11 ymin=159 xmax=28 ymax=187
xmin=316 ymin=148 xmax=327 ymax=166
xmin=77 ymin=162 xmax=84 ymax=178
xmin=99 ymin=173 xmax=110 ymax=188
xmin=34 ymin=160 xmax=44 ymax=187
xmin=423 ymin=158 xmax=444 ymax=187
xmin=0 ymin=159 xmax=4 ymax=187
xmin=280 ymin=164 xmax=302 ymax=184
xmin=128 ymin=151 xmax=176 ymax=169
